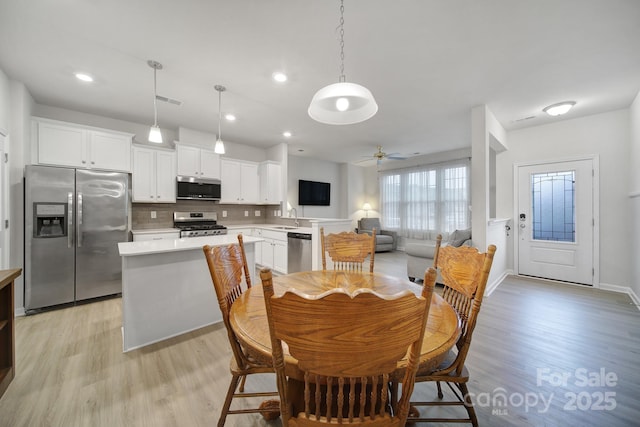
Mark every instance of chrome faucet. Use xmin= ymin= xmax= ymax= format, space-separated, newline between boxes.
xmin=290 ymin=207 xmax=299 ymax=228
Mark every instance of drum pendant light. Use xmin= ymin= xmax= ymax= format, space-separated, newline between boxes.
xmin=147 ymin=60 xmax=163 ymax=143
xmin=214 ymin=85 xmax=226 ymax=154
xmin=308 ymin=0 xmax=378 ymax=125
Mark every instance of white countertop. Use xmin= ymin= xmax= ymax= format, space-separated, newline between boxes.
xmin=226 ymin=224 xmax=313 ymax=234
xmin=130 ymin=228 xmax=180 ymax=235
xmin=118 ymin=234 xmax=264 ymax=256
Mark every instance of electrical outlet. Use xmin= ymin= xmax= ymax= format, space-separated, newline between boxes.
xmin=222 ymin=210 xmax=227 ymax=218
xmin=150 ymin=211 xmax=157 ymax=219
xmin=255 ymin=210 xmax=261 ymax=217
xmin=244 ymin=210 xmax=249 ymax=217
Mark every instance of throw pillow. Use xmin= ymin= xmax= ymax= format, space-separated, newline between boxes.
xmin=448 ymin=228 xmax=471 ymax=247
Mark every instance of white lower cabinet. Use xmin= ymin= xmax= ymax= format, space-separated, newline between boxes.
xmin=253 ymin=229 xmax=288 ymax=273
xmin=132 ymin=230 xmax=180 ymax=242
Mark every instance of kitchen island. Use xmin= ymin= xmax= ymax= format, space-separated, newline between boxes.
xmin=117 ymin=234 xmax=263 ymax=352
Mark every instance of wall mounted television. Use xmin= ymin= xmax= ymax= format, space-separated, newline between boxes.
xmin=298 ymin=179 xmax=330 ymax=206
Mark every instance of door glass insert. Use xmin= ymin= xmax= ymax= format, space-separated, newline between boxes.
xmin=531 ymin=170 xmax=575 ymax=242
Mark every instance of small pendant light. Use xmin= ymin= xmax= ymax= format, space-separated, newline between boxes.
xmin=147 ymin=60 xmax=163 ymax=143
xmin=214 ymin=85 xmax=226 ymax=154
xmin=308 ymin=0 xmax=378 ymax=125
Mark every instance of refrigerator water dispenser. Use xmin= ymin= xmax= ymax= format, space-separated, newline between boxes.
xmin=33 ymin=203 xmax=66 ymax=237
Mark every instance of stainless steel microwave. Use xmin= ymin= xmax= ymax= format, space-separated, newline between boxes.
xmin=176 ymin=176 xmax=221 ymax=201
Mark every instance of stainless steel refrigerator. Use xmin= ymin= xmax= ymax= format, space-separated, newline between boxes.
xmin=24 ymin=165 xmax=129 ymax=312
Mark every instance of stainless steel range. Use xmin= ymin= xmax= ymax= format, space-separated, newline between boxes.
xmin=173 ymin=211 xmax=228 ymax=238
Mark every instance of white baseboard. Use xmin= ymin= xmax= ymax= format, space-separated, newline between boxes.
xmin=599 ymin=282 xmax=640 ymax=311
xmin=485 ymin=269 xmax=513 ymax=296
xmin=15 ymin=306 xmax=25 ymax=317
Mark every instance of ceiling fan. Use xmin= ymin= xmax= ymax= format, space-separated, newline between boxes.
xmin=356 ymin=145 xmax=408 ymax=165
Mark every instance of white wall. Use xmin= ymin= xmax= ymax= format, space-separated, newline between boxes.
xmin=8 ymin=81 xmax=34 ymax=313
xmin=287 ymin=155 xmax=342 ymax=219
xmin=0 ymin=68 xmax=9 ymax=272
xmin=177 ymin=126 xmax=268 ymax=162
xmin=629 ymin=92 xmax=640 ymax=301
xmin=496 ymin=110 xmax=631 ymax=289
xmin=0 ymin=68 xmax=9 ymax=135
xmin=344 ymin=164 xmax=369 ymax=228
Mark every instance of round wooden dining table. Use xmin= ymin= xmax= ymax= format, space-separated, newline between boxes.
xmin=229 ymin=270 xmax=461 ymax=378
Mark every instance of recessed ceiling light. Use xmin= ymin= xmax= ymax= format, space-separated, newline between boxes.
xmin=75 ymin=73 xmax=94 ymax=82
xmin=543 ymin=101 xmax=576 ymax=116
xmin=272 ymin=72 xmax=287 ymax=83
xmin=225 ymin=114 xmax=236 ymax=121
xmin=283 ymin=131 xmax=292 ymax=138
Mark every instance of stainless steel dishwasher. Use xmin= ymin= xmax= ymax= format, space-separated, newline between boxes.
xmin=287 ymin=232 xmax=312 ymax=272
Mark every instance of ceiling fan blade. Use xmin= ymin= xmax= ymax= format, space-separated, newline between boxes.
xmin=354 ymin=157 xmax=375 ymax=165
xmin=386 ymin=152 xmax=408 ymax=160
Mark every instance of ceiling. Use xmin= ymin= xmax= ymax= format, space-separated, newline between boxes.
xmin=1 ymin=0 xmax=639 ymax=165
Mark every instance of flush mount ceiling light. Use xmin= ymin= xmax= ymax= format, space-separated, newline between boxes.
xmin=74 ymin=72 xmax=93 ymax=82
xmin=543 ymin=101 xmax=576 ymax=116
xmin=273 ymin=72 xmax=288 ymax=83
xmin=308 ymin=0 xmax=378 ymax=125
xmin=214 ymin=85 xmax=226 ymax=154
xmin=147 ymin=60 xmax=163 ymax=143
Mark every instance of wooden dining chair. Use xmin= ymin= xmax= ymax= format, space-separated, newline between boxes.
xmin=260 ymin=266 xmax=437 ymax=427
xmin=203 ymin=234 xmax=279 ymax=426
xmin=320 ymin=227 xmax=376 ymax=273
xmin=406 ymin=243 xmax=497 ymax=426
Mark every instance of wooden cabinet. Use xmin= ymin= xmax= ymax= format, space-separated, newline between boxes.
xmin=259 ymin=161 xmax=282 ymax=204
xmin=131 ymin=145 xmax=176 ymax=203
xmin=176 ymin=144 xmax=220 ymax=179
xmin=221 ymin=159 xmax=259 ymax=203
xmin=35 ymin=118 xmax=132 ymax=172
xmin=254 ymin=229 xmax=288 ymax=273
xmin=0 ymin=268 xmax=21 ymax=399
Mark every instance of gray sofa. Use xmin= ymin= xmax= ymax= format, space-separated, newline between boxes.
xmin=356 ymin=218 xmax=397 ymax=252
xmin=406 ymin=229 xmax=472 ymax=282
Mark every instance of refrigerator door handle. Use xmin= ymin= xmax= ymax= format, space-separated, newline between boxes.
xmin=77 ymin=192 xmax=83 ymax=247
xmin=67 ymin=192 xmax=74 ymax=248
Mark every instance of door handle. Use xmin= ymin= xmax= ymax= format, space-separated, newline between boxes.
xmin=67 ymin=192 xmax=73 ymax=248
xmin=520 ymin=223 xmax=526 ymax=229
xmin=77 ymin=192 xmax=83 ymax=247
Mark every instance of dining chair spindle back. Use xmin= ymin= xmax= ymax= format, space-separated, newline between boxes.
xmin=320 ymin=227 xmax=376 ymax=273
xmin=260 ymin=266 xmax=437 ymax=427
xmin=203 ymin=234 xmax=279 ymax=426
xmin=407 ymin=243 xmax=497 ymax=426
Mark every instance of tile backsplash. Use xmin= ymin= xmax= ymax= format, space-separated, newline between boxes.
xmin=131 ymin=201 xmax=283 ymax=229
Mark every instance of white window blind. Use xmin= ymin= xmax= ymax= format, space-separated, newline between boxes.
xmin=379 ymin=159 xmax=470 ymax=240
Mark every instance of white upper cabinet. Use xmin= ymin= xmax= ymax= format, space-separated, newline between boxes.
xmin=221 ymin=158 xmax=259 ymax=204
xmin=34 ymin=118 xmax=132 ymax=172
xmin=131 ymin=145 xmax=176 ymax=203
xmin=176 ymin=144 xmax=220 ymax=180
xmin=259 ymin=161 xmax=282 ymax=204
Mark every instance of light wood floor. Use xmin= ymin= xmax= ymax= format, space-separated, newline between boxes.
xmin=1 ymin=251 xmax=639 ymax=426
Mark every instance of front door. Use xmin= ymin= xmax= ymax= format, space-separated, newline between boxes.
xmin=517 ymin=159 xmax=595 ymax=285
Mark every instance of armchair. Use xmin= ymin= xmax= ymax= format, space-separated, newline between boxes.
xmin=357 ymin=217 xmax=397 ymax=252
